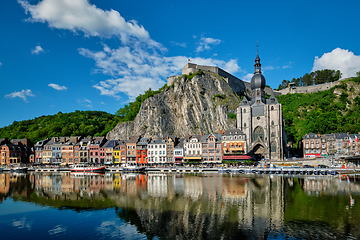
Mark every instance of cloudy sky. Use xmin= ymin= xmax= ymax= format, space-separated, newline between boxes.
xmin=1 ymin=0 xmax=360 ymax=128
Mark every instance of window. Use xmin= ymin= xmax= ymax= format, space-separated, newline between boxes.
xmin=253 ymin=126 xmax=264 ymax=141
xmin=271 ymin=121 xmax=274 ymax=125
xmin=271 ymin=106 xmax=274 ymax=110
xmin=244 ymin=123 xmax=247 ymax=127
xmin=271 ymin=142 xmax=276 ymax=152
xmin=244 ymin=109 xmax=246 ymax=113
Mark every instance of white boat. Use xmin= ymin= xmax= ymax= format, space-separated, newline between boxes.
xmin=11 ymin=166 xmax=28 ymax=173
xmin=69 ymin=164 xmax=105 ymax=172
xmin=121 ymin=164 xmax=145 ymax=172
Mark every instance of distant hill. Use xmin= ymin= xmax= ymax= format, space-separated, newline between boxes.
xmin=3 ymin=73 xmax=360 ymax=149
xmin=0 ymin=111 xmax=118 ymax=143
xmin=277 ymin=76 xmax=360 ymax=147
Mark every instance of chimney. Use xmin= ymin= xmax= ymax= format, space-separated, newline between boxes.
xmin=75 ymin=137 xmax=78 ymax=143
xmin=188 ymin=134 xmax=189 ymax=140
xmin=90 ymin=136 xmax=93 ymax=142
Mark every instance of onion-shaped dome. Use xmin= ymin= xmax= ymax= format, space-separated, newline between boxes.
xmin=251 ymin=73 xmax=266 ymax=90
xmin=250 ymin=53 xmax=266 ymax=90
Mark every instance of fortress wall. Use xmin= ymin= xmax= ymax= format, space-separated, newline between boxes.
xmin=168 ymin=63 xmax=279 ymax=97
xmin=277 ymin=80 xmax=343 ymax=95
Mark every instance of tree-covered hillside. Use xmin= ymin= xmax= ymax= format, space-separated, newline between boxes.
xmin=277 ymin=76 xmax=360 ymax=148
xmin=0 ymin=111 xmax=119 ymax=143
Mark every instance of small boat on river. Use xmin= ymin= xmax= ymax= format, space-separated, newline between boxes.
xmin=122 ymin=164 xmax=145 ymax=172
xmin=69 ymin=164 xmax=105 ymax=172
xmin=11 ymin=166 xmax=28 ymax=173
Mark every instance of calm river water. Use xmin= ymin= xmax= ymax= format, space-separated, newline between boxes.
xmin=0 ymin=172 xmax=359 ymax=239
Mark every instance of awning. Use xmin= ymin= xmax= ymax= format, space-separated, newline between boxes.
xmin=183 ymin=157 xmax=202 ymax=160
xmin=222 ymin=155 xmax=252 ymax=160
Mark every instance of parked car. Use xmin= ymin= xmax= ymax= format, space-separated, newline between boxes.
xmin=303 ymin=165 xmax=314 ymax=168
xmin=318 ymin=164 xmax=328 ymax=168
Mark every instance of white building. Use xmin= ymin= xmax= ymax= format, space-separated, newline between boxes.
xmin=183 ymin=135 xmax=202 ymax=163
xmin=147 ymin=139 xmax=167 ymax=164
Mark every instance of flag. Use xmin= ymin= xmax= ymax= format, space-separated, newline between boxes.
xmin=349 ymin=136 xmax=353 ymax=145
xmin=355 ymin=134 xmax=359 ymax=142
xmin=188 ymin=59 xmax=191 ymax=62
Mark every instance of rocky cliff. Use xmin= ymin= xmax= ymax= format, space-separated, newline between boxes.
xmin=107 ymin=72 xmax=241 ymax=140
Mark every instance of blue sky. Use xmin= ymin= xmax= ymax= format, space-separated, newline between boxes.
xmin=1 ymin=0 xmax=360 ymax=128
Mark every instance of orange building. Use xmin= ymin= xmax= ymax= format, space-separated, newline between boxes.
xmin=136 ymin=138 xmax=150 ymax=165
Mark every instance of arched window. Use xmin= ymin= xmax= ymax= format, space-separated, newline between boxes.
xmin=244 ymin=109 xmax=246 ymax=113
xmin=244 ymin=123 xmax=247 ymax=127
xmin=271 ymin=121 xmax=274 ymax=125
xmin=271 ymin=132 xmax=275 ymax=138
xmin=257 ymin=90 xmax=260 ymax=96
xmin=253 ymin=126 xmax=264 ymax=141
xmin=271 ymin=106 xmax=274 ymax=110
xmin=271 ymin=142 xmax=276 ymax=152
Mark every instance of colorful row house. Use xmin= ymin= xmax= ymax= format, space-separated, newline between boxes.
xmin=9 ymin=127 xmax=255 ymax=166
xmin=0 ymin=138 xmax=33 ymax=165
xmin=302 ymin=132 xmax=360 ymax=158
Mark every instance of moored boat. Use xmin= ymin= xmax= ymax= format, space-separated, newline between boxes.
xmin=121 ymin=164 xmax=145 ymax=172
xmin=11 ymin=166 xmax=28 ymax=173
xmin=69 ymin=164 xmax=105 ymax=172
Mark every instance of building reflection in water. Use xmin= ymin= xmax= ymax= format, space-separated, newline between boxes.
xmin=1 ymin=172 xmax=360 ymax=238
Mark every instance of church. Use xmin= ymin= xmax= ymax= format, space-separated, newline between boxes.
xmin=237 ymin=53 xmax=287 ymax=160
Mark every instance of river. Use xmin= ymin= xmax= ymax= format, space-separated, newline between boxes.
xmin=0 ymin=172 xmax=359 ymax=239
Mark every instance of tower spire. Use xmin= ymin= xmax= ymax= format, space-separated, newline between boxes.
xmin=254 ymin=42 xmax=261 ymax=74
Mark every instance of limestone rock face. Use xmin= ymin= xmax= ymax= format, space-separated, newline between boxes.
xmin=107 ymin=73 xmax=240 ymax=140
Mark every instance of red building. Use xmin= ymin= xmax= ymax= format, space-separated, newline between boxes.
xmin=88 ymin=137 xmax=106 ymax=164
xmin=136 ymin=137 xmax=150 ymax=165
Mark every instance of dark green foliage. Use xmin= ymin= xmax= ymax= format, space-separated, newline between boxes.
xmin=185 ymin=70 xmax=203 ymax=80
xmin=0 ymin=111 xmax=119 ymax=143
xmin=276 ymin=69 xmax=342 ymax=90
xmin=228 ymin=112 xmax=236 ymax=119
xmin=213 ymin=94 xmax=226 ymax=100
xmin=115 ymin=85 xmax=169 ymax=122
xmin=277 ymin=81 xmax=360 ymax=148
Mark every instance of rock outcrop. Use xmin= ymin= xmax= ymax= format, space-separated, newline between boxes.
xmin=107 ymin=72 xmax=241 ymax=140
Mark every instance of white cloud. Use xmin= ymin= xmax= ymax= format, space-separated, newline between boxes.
xmin=241 ymin=73 xmax=253 ymax=82
xmin=196 ymin=36 xmax=221 ymax=52
xmin=31 ymin=45 xmax=44 ymax=54
xmin=5 ymin=89 xmax=35 ymax=102
xmin=48 ymin=225 xmax=67 ymax=235
xmin=93 ymin=76 xmax=164 ymax=101
xmin=262 ymin=66 xmax=274 ymax=71
xmin=0 ymin=62 xmax=2 ymax=66
xmin=171 ymin=41 xmax=187 ymax=48
xmin=97 ymin=220 xmax=146 ymax=239
xmin=48 ymin=83 xmax=67 ymax=90
xmin=12 ymin=218 xmax=31 ymax=230
xmin=282 ymin=61 xmax=292 ymax=69
xmin=18 ymin=0 xmax=160 ymax=46
xmin=79 ymin=44 xmax=241 ymax=100
xmin=77 ymin=98 xmax=93 ymax=108
xmin=223 ymin=59 xmax=240 ymax=73
xmin=312 ymin=48 xmax=360 ymax=79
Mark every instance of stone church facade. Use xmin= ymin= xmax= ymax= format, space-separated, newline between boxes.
xmin=237 ymin=54 xmax=287 ymax=160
